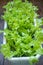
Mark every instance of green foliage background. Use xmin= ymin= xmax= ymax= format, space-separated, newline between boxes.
xmin=1 ymin=0 xmax=43 ymax=58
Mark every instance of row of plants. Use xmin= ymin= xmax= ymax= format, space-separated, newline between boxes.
xmin=0 ymin=0 xmax=43 ymax=64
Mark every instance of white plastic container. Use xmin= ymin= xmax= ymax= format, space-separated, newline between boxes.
xmin=3 ymin=21 xmax=40 ymax=65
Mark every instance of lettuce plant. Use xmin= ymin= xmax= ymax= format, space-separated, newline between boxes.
xmin=1 ymin=0 xmax=43 ymax=60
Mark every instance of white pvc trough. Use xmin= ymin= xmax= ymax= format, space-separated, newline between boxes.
xmin=3 ymin=21 xmax=40 ymax=65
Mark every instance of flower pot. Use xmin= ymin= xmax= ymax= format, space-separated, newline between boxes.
xmin=2 ymin=1 xmax=43 ymax=64
xmin=3 ymin=22 xmax=40 ymax=65
xmin=8 ymin=55 xmax=40 ymax=65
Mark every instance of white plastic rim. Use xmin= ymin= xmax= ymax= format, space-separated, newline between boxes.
xmin=3 ymin=21 xmax=40 ymax=61
xmin=3 ymin=22 xmax=7 ymax=44
xmin=8 ymin=54 xmax=40 ymax=61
